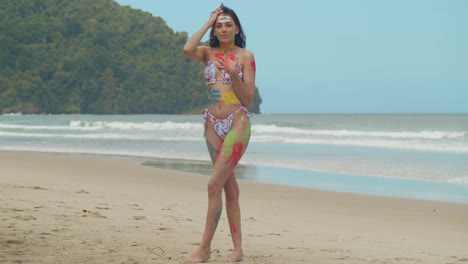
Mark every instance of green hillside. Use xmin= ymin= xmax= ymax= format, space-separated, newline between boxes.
xmin=0 ymin=0 xmax=262 ymax=114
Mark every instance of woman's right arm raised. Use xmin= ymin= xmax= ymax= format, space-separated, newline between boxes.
xmin=183 ymin=8 xmax=223 ymax=62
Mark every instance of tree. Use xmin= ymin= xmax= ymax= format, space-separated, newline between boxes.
xmin=0 ymin=0 xmax=263 ymax=114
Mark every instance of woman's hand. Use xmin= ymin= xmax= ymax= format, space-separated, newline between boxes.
xmin=215 ymin=53 xmax=237 ymax=74
xmin=208 ymin=8 xmax=223 ymax=25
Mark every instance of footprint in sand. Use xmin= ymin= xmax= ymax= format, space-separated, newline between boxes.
xmin=81 ymin=209 xmax=106 ymax=218
xmin=76 ymin=189 xmax=90 ymax=194
xmin=389 ymin=257 xmax=421 ymax=262
xmin=146 ymin=246 xmax=165 ymax=259
xmin=157 ymin=227 xmax=173 ymax=231
xmin=16 ymin=185 xmax=47 ymax=190
xmin=155 ymin=226 xmax=174 ymax=236
xmin=246 ymin=254 xmax=273 ymax=262
xmin=129 ymin=204 xmax=143 ymax=211
xmin=39 ymin=232 xmax=52 ymax=239
xmin=95 ymin=206 xmax=110 ymax=210
xmin=320 ymin=248 xmax=351 ymax=253
xmin=284 ymin=246 xmax=311 ymax=252
xmin=3 ymin=239 xmax=24 ymax=245
xmin=161 ymin=203 xmax=178 ymax=211
xmin=30 ymin=186 xmax=47 ymax=190
xmin=13 ymin=215 xmax=36 ymax=221
xmin=132 ymin=216 xmax=147 ymax=220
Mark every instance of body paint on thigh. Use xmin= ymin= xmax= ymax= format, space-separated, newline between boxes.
xmin=221 ymin=131 xmax=237 ymax=158
xmin=242 ymin=122 xmax=251 ymax=145
xmin=226 ymin=142 xmax=243 ymax=167
xmin=221 ymin=131 xmax=243 ymax=167
xmin=206 ymin=141 xmax=219 ymax=164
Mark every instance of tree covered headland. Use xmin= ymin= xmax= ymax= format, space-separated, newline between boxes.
xmin=0 ymin=0 xmax=262 ymax=114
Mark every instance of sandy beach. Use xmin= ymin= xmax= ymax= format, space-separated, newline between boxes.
xmin=1 ymin=150 xmax=468 ymax=263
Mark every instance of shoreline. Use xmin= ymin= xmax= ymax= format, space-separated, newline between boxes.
xmin=3 ymin=148 xmax=466 ymax=204
xmin=1 ymin=150 xmax=468 ymax=263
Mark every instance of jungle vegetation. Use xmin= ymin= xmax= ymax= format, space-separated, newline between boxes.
xmin=0 ymin=0 xmax=262 ymax=114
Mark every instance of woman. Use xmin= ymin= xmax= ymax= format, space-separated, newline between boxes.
xmin=183 ymin=4 xmax=256 ymax=263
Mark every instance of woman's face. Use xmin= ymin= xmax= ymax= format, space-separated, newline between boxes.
xmin=214 ymin=14 xmax=238 ymax=43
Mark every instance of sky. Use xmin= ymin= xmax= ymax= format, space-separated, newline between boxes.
xmin=115 ymin=0 xmax=468 ymax=114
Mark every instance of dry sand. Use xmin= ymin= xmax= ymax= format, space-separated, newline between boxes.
xmin=1 ymin=150 xmax=468 ymax=263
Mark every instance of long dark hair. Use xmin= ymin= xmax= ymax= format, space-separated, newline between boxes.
xmin=209 ymin=4 xmax=246 ymax=48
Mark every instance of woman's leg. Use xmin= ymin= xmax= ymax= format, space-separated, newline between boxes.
xmin=186 ymin=124 xmax=223 ymax=263
xmin=186 ymin=111 xmax=250 ymax=263
xmin=222 ymin=112 xmax=251 ymax=262
xmin=224 ymin=174 xmax=243 ymax=262
xmin=209 ymin=138 xmax=244 ymax=261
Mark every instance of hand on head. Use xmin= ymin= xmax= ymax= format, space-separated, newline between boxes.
xmin=208 ymin=7 xmax=223 ymax=24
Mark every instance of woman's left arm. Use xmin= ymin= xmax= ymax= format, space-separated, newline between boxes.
xmin=229 ymin=51 xmax=256 ymax=108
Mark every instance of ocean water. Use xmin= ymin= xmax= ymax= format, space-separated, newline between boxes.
xmin=1 ymin=113 xmax=468 ymax=203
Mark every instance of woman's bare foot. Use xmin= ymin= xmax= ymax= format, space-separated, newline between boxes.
xmin=229 ymin=249 xmax=244 ymax=262
xmin=185 ymin=248 xmax=211 ymax=263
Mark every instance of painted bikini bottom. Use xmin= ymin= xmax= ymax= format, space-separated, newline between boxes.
xmin=204 ymin=107 xmax=252 ymax=140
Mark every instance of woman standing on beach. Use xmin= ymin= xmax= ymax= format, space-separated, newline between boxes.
xmin=183 ymin=4 xmax=256 ymax=263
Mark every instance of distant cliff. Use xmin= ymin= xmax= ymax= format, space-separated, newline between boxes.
xmin=0 ymin=0 xmax=262 ymax=114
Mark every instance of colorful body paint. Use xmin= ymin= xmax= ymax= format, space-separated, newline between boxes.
xmin=221 ymin=92 xmax=241 ymax=105
xmin=207 ymin=87 xmax=220 ymax=105
xmin=215 ymin=53 xmax=235 ymax=61
xmin=230 ymin=211 xmax=241 ymax=234
xmin=231 ymin=224 xmax=237 ymax=234
xmin=215 ymin=208 xmax=222 ymax=227
xmin=242 ymin=122 xmax=251 ymax=145
xmin=226 ymin=142 xmax=243 ymax=167
xmin=221 ymin=131 xmax=244 ymax=168
xmin=235 ymin=211 xmax=241 ymax=225
xmin=196 ymin=47 xmax=203 ymax=59
xmin=206 ymin=141 xmax=219 ymax=164
xmin=221 ymin=131 xmax=238 ymax=158
xmin=217 ymin=15 xmax=232 ymax=23
xmin=250 ymin=60 xmax=256 ymax=73
xmin=215 ymin=14 xmax=235 ymax=42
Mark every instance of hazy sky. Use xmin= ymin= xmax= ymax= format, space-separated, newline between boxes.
xmin=115 ymin=0 xmax=467 ymax=114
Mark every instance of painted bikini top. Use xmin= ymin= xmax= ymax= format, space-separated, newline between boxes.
xmin=204 ymin=54 xmax=244 ymax=85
